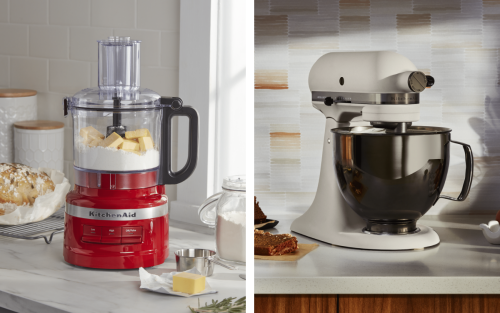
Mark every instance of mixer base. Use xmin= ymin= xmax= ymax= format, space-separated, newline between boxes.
xmin=293 ymin=224 xmax=440 ymax=250
xmin=363 ymin=220 xmax=420 ymax=235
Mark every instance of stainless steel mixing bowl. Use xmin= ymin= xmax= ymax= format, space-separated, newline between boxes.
xmin=332 ymin=126 xmax=473 ymax=234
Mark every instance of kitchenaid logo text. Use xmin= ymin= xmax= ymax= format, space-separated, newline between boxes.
xmin=88 ymin=211 xmax=137 ymax=218
xmin=391 ymin=96 xmax=414 ymax=101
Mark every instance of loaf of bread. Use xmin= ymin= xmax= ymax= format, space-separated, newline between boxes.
xmin=0 ymin=163 xmax=55 ymax=206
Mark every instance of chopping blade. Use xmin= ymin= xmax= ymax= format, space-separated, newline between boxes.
xmin=106 ymin=96 xmax=127 ymax=137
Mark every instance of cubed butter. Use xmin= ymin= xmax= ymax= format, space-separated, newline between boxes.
xmin=80 ymin=126 xmax=104 ymax=141
xmin=138 ymin=136 xmax=154 ymax=151
xmin=100 ymin=132 xmax=124 ymax=148
xmin=125 ymin=128 xmax=150 ymax=139
xmin=88 ymin=137 xmax=103 ymax=147
xmin=119 ymin=139 xmax=140 ymax=151
xmin=172 ymin=272 xmax=206 ymax=294
xmin=123 ymin=149 xmax=141 ymax=155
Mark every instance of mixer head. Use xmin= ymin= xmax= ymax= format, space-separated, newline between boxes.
xmin=308 ymin=51 xmax=434 ymax=133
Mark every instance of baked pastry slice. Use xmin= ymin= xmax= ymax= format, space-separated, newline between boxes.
xmin=254 ymin=229 xmax=299 ymax=256
xmin=0 ymin=163 xmax=55 ymax=206
xmin=254 ymin=197 xmax=267 ymax=224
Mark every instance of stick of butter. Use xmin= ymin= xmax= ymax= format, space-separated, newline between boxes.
xmin=88 ymin=137 xmax=103 ymax=147
xmin=100 ymin=132 xmax=124 ymax=148
xmin=138 ymin=136 xmax=154 ymax=151
xmin=172 ymin=272 xmax=206 ymax=294
xmin=125 ymin=128 xmax=150 ymax=139
xmin=80 ymin=126 xmax=104 ymax=141
xmin=119 ymin=139 xmax=140 ymax=151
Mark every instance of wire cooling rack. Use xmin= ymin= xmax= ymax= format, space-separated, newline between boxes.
xmin=0 ymin=207 xmax=65 ymax=244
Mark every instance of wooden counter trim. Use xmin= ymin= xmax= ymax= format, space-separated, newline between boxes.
xmin=255 ymin=294 xmax=338 ymax=313
xmin=339 ymin=295 xmax=500 ymax=313
xmin=255 ymin=294 xmax=500 ymax=313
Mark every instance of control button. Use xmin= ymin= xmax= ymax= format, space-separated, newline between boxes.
xmin=324 ymin=97 xmax=334 ymax=106
xmin=83 ymin=225 xmax=101 ymax=236
xmin=102 ymin=227 xmax=120 ymax=237
xmin=82 ymin=236 xmax=101 ymax=243
xmin=101 ymin=227 xmax=121 ymax=244
xmin=101 ymin=236 xmax=121 ymax=244
xmin=122 ymin=236 xmax=142 ymax=244
xmin=122 ymin=226 xmax=142 ymax=237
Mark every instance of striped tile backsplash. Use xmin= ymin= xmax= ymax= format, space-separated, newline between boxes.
xmin=255 ymin=0 xmax=500 ymax=216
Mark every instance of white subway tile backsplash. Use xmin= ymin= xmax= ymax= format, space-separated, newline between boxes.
xmin=10 ymin=57 xmax=48 ymax=92
xmin=70 ymin=27 xmax=113 ymax=61
xmin=141 ymin=67 xmax=178 ymax=96
xmin=161 ymin=31 xmax=179 ymax=68
xmin=10 ymin=0 xmax=48 ymax=24
xmin=1 ymin=0 xmax=180 ymax=179
xmin=0 ymin=24 xmax=28 ymax=56
xmin=90 ymin=62 xmax=98 ymax=87
xmin=36 ymin=92 xmax=68 ymax=125
xmin=0 ymin=56 xmax=8 ymax=87
xmin=114 ymin=29 xmax=161 ymax=66
xmin=137 ymin=0 xmax=180 ymax=31
xmin=91 ymin=0 xmax=135 ymax=28
xmin=63 ymin=127 xmax=72 ymax=165
xmin=29 ymin=26 xmax=68 ymax=59
xmin=49 ymin=60 xmax=90 ymax=94
xmin=49 ymin=0 xmax=90 ymax=26
xmin=0 ymin=0 xmax=8 ymax=23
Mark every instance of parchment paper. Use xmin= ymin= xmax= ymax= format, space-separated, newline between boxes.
xmin=0 ymin=168 xmax=71 ymax=225
xmin=139 ymin=267 xmax=217 ymax=297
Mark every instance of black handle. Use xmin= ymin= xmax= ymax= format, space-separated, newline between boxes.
xmin=159 ymin=96 xmax=199 ymax=185
xmin=439 ymin=140 xmax=474 ymax=202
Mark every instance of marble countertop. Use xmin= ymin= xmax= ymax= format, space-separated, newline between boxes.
xmin=255 ymin=212 xmax=500 ymax=294
xmin=0 ymin=226 xmax=246 ymax=313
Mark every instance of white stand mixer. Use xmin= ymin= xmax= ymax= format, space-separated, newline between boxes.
xmin=291 ymin=51 xmax=441 ymax=250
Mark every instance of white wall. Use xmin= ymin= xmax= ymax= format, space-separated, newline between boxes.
xmin=214 ymin=0 xmax=246 ymax=190
xmin=0 ymin=0 xmax=180 ymax=200
xmin=170 ymin=0 xmax=247 ymax=229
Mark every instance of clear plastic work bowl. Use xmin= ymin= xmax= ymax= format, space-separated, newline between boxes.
xmin=68 ymin=87 xmax=163 ymax=173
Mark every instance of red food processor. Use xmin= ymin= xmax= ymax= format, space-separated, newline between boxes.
xmin=62 ymin=36 xmax=198 ymax=269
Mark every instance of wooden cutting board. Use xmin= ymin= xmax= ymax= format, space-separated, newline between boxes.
xmin=254 ymin=243 xmax=319 ymax=261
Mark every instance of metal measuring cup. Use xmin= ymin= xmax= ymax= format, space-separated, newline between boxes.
xmin=174 ymin=249 xmax=236 ymax=277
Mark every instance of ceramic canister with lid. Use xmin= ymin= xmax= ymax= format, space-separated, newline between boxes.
xmin=14 ymin=120 xmax=65 ymax=172
xmin=0 ymin=89 xmax=38 ymax=162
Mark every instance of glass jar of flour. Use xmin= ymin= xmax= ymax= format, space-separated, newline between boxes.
xmin=198 ymin=175 xmax=246 ymax=265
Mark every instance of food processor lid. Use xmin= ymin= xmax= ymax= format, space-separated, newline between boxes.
xmin=68 ymin=87 xmax=161 ymax=109
xmin=222 ymin=175 xmax=246 ymax=191
xmin=332 ymin=125 xmax=452 ymax=135
xmin=68 ymin=36 xmax=162 ymax=109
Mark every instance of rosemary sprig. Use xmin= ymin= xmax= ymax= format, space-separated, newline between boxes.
xmin=188 ymin=296 xmax=246 ymax=313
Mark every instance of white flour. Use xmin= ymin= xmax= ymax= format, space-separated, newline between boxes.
xmin=216 ymin=211 xmax=246 ymax=263
xmin=75 ymin=141 xmax=160 ymax=171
